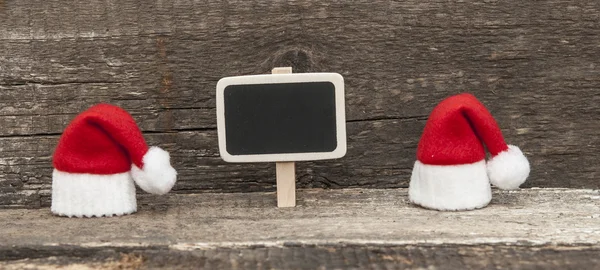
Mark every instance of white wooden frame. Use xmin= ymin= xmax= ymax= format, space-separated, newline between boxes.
xmin=216 ymin=72 xmax=347 ymax=163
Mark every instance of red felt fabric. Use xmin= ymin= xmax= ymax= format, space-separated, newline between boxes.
xmin=417 ymin=93 xmax=509 ymax=165
xmin=53 ymin=104 xmax=149 ymax=174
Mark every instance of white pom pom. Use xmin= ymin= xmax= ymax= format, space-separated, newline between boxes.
xmin=487 ymin=145 xmax=530 ymax=190
xmin=131 ymin=147 xmax=177 ymax=195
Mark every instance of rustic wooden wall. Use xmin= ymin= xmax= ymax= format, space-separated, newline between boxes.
xmin=1 ymin=0 xmax=599 ymax=208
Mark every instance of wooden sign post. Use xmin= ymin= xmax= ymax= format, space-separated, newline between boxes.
xmin=216 ymin=68 xmax=346 ymax=207
xmin=272 ymin=67 xmax=296 ymax=207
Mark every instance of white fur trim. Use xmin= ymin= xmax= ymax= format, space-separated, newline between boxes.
xmin=409 ymin=160 xmax=492 ymax=211
xmin=51 ymin=169 xmax=137 ymax=218
xmin=487 ymin=145 xmax=530 ymax=190
xmin=131 ymin=146 xmax=177 ymax=195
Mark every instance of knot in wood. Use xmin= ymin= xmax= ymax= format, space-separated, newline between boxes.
xmin=272 ymin=48 xmax=315 ymax=73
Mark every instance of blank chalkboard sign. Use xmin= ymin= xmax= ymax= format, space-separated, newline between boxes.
xmin=216 ymin=72 xmax=346 ymax=163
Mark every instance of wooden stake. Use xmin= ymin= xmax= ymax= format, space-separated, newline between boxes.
xmin=271 ymin=67 xmax=292 ymax=74
xmin=272 ymin=67 xmax=296 ymax=207
xmin=276 ymin=162 xmax=296 ymax=207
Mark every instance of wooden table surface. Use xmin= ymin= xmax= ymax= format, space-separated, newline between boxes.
xmin=1 ymin=188 xmax=599 ymax=269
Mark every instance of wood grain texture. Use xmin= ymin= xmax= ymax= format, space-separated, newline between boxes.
xmin=1 ymin=0 xmax=600 ymax=207
xmin=2 ymin=189 xmax=600 ymax=246
xmin=1 ymin=188 xmax=599 ymax=269
xmin=2 ymin=244 xmax=600 ymax=270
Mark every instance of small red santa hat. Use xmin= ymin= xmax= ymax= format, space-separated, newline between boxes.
xmin=51 ymin=104 xmax=177 ymax=217
xmin=409 ymin=93 xmax=530 ymax=211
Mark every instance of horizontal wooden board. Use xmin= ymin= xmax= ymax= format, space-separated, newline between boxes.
xmin=1 ymin=0 xmax=600 ymax=207
xmin=3 ymin=188 xmax=600 ymax=246
xmin=2 ymin=244 xmax=600 ymax=270
xmin=1 ymin=188 xmax=600 ymax=269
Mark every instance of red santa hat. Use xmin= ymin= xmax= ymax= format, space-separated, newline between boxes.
xmin=51 ymin=104 xmax=177 ymax=217
xmin=409 ymin=93 xmax=530 ymax=211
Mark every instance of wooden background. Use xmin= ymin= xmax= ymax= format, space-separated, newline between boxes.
xmin=1 ymin=0 xmax=599 ymax=208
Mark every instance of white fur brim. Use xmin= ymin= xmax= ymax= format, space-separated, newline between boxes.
xmin=487 ymin=145 xmax=530 ymax=190
xmin=409 ymin=160 xmax=492 ymax=211
xmin=131 ymin=146 xmax=177 ymax=195
xmin=51 ymin=169 xmax=137 ymax=218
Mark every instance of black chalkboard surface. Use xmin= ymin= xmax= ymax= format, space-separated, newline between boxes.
xmin=224 ymin=82 xmax=337 ymax=155
xmin=216 ymin=73 xmax=346 ymax=163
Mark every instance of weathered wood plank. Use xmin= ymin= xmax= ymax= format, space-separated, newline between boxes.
xmin=0 ymin=188 xmax=599 ymax=269
xmin=1 ymin=0 xmax=600 ymax=208
xmin=2 ymin=189 xmax=599 ymax=246
xmin=2 ymin=244 xmax=600 ymax=270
